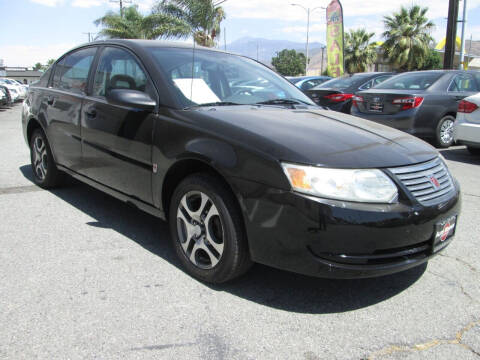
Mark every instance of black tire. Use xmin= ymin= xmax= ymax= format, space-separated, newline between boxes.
xmin=169 ymin=173 xmax=252 ymax=283
xmin=467 ymin=146 xmax=480 ymax=155
xmin=435 ymin=115 xmax=455 ymax=148
xmin=30 ymin=128 xmax=62 ymax=189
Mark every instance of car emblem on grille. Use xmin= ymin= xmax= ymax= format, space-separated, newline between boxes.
xmin=429 ymin=175 xmax=440 ymax=189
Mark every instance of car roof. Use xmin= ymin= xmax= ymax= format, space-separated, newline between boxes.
xmin=71 ymin=39 xmax=226 ymax=54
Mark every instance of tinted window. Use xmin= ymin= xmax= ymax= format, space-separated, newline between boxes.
xmin=448 ymin=74 xmax=479 ymax=92
xmin=375 ymin=72 xmax=443 ymax=90
xmin=315 ymin=75 xmax=370 ymax=90
xmin=147 ymin=47 xmax=315 ymax=108
xmin=53 ymin=47 xmax=96 ymax=94
xmin=93 ymin=47 xmax=149 ymax=97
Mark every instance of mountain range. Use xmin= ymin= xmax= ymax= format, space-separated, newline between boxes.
xmin=224 ymin=36 xmax=325 ymax=67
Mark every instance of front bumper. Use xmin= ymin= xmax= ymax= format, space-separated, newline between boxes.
xmin=230 ymin=177 xmax=461 ymax=279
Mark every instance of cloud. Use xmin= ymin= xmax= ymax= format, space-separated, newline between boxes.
xmin=224 ymin=0 xmax=480 ymax=22
xmin=71 ymin=0 xmax=103 ymax=7
xmin=30 ymin=0 xmax=64 ymax=6
xmin=282 ymin=23 xmax=326 ymax=34
xmin=0 ymin=43 xmax=76 ymax=67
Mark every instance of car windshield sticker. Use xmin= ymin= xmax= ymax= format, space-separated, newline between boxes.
xmin=173 ymin=78 xmax=220 ymax=105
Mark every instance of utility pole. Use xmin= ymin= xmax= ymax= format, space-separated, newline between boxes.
xmin=444 ymin=0 xmax=459 ymax=69
xmin=224 ymin=27 xmax=227 ymax=51
xmin=291 ymin=4 xmax=324 ymax=76
xmin=256 ymin=42 xmax=259 ymax=61
xmin=110 ymin=0 xmax=132 ymax=17
xmin=458 ymin=0 xmax=467 ymax=70
xmin=82 ymin=32 xmax=96 ymax=42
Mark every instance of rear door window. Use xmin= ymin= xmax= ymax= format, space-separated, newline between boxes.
xmin=52 ymin=47 xmax=96 ymax=94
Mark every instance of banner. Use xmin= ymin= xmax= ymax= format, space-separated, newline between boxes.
xmin=326 ymin=0 xmax=344 ymax=77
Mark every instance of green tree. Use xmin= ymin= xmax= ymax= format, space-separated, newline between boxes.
xmin=33 ymin=63 xmax=43 ymax=71
xmin=419 ymin=48 xmax=441 ymax=70
xmin=271 ymin=49 xmax=306 ymax=76
xmin=94 ymin=5 xmax=190 ymax=40
xmin=153 ymin=0 xmax=226 ymax=47
xmin=382 ymin=5 xmax=434 ymax=71
xmin=344 ymin=29 xmax=378 ymax=73
xmin=45 ymin=59 xmax=55 ymax=68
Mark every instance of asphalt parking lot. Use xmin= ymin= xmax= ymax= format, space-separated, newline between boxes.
xmin=0 ymin=104 xmax=479 ymax=360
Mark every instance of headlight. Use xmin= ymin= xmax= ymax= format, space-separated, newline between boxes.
xmin=282 ymin=163 xmax=398 ymax=203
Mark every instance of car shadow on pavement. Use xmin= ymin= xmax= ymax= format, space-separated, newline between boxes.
xmin=439 ymin=146 xmax=480 ymax=165
xmin=20 ymin=164 xmax=426 ymax=314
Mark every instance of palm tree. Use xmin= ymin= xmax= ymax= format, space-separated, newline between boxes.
xmin=382 ymin=5 xmax=434 ymax=71
xmin=153 ymin=0 xmax=226 ymax=47
xmin=344 ymin=29 xmax=378 ymax=74
xmin=94 ymin=5 xmax=190 ymax=40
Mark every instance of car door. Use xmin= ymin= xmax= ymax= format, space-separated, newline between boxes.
xmin=45 ymin=47 xmax=97 ymax=169
xmin=80 ymin=46 xmax=156 ymax=204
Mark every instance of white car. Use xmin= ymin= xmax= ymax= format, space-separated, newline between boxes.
xmin=454 ymin=92 xmax=480 ymax=155
xmin=0 ymin=78 xmax=25 ymax=100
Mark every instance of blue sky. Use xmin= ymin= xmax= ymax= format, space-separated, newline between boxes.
xmin=1 ymin=0 xmax=480 ymax=67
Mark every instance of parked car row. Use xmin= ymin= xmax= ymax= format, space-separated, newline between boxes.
xmin=304 ymin=70 xmax=480 ymax=149
xmin=0 ymin=78 xmax=28 ymax=105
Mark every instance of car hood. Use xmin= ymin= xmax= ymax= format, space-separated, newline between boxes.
xmin=184 ymin=106 xmax=437 ymax=168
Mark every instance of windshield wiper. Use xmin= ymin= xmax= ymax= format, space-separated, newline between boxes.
xmin=254 ymin=98 xmax=311 ymax=106
xmin=185 ymin=101 xmax=241 ymax=109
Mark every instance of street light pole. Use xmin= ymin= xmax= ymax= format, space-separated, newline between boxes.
xmin=291 ymin=4 xmax=324 ymax=76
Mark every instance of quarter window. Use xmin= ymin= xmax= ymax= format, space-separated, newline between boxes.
xmin=52 ymin=47 xmax=96 ymax=94
xmin=93 ymin=47 xmax=149 ymax=97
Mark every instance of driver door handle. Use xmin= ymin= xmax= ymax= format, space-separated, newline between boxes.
xmin=85 ymin=108 xmax=97 ymax=117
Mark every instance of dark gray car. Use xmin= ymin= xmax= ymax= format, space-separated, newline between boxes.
xmin=351 ymin=70 xmax=480 ymax=148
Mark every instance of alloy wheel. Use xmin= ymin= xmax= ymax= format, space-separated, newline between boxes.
xmin=440 ymin=119 xmax=454 ymax=145
xmin=32 ymin=135 xmax=48 ymax=181
xmin=176 ymin=191 xmax=225 ymax=269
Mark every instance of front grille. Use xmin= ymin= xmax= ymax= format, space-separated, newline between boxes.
xmin=388 ymin=157 xmax=455 ymax=206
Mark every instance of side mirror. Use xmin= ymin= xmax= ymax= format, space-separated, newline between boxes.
xmin=106 ymin=89 xmax=156 ymax=111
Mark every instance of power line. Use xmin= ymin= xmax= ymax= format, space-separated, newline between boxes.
xmin=110 ymin=0 xmax=132 ymax=17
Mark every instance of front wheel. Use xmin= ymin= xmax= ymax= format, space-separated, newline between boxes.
xmin=30 ymin=129 xmax=62 ymax=188
xmin=435 ymin=115 xmax=455 ymax=148
xmin=169 ymin=173 xmax=252 ymax=283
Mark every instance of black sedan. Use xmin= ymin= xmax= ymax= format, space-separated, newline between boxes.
xmin=351 ymin=70 xmax=480 ymax=148
xmin=305 ymin=72 xmax=394 ymax=113
xmin=22 ymin=40 xmax=460 ymax=283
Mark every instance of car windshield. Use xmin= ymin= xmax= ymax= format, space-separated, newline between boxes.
xmin=314 ymin=74 xmax=371 ymax=90
xmin=147 ymin=47 xmax=316 ymax=108
xmin=375 ymin=72 xmax=444 ymax=90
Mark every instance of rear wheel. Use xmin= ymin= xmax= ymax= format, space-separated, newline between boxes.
xmin=30 ymin=129 xmax=62 ymax=189
xmin=435 ymin=115 xmax=455 ymax=148
xmin=169 ymin=173 xmax=252 ymax=283
xmin=467 ymin=146 xmax=480 ymax=155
